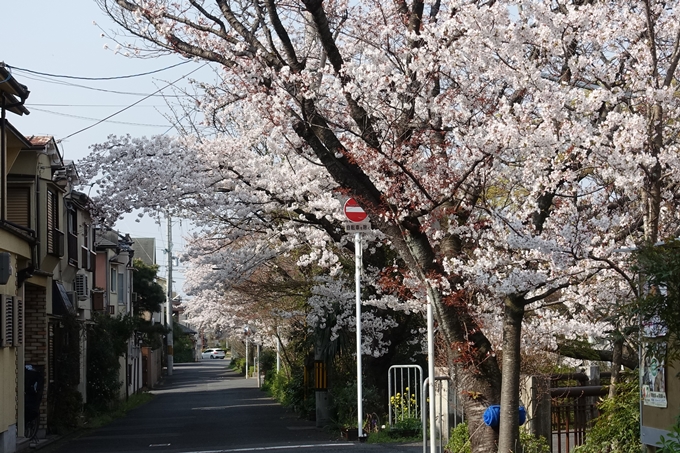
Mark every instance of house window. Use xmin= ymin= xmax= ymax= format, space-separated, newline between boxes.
xmin=67 ymin=208 xmax=78 ymax=266
xmin=110 ymin=268 xmax=117 ymax=293
xmin=81 ymin=223 xmax=93 ymax=271
xmin=46 ymin=190 xmax=64 ymax=256
xmin=7 ymin=186 xmax=31 ymax=228
xmin=83 ymin=224 xmax=90 ymax=250
xmin=117 ymin=273 xmax=124 ymax=302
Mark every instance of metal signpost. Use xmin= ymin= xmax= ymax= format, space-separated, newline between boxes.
xmin=344 ymin=198 xmax=369 ymax=439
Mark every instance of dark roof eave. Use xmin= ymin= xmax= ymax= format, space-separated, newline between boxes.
xmin=0 ymin=64 xmax=30 ymax=98
xmin=0 ymin=65 xmax=30 ymax=116
xmin=0 ymin=119 xmax=32 ymax=148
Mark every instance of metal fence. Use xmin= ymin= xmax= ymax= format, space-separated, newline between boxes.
xmin=422 ymin=376 xmax=455 ymax=453
xmin=388 ymin=365 xmax=424 ymax=427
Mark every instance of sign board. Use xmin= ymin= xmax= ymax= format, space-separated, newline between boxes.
xmin=642 ymin=347 xmax=667 ymax=408
xmin=344 ymin=222 xmax=371 ymax=232
xmin=344 ymin=198 xmax=368 ymax=223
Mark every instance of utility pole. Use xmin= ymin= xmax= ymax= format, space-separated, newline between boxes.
xmin=166 ymin=214 xmax=174 ymax=376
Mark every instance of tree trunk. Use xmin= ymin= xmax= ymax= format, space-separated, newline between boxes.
xmin=465 ymin=379 xmax=503 ymax=452
xmin=609 ymin=334 xmax=623 ymax=398
xmin=498 ymin=296 xmax=525 ymax=453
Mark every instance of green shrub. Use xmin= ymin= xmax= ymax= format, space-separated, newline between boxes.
xmin=329 ymin=381 xmax=382 ymax=430
xmin=173 ymin=323 xmax=195 ymax=363
xmin=446 ymin=422 xmax=471 ymax=453
xmin=573 ymin=377 xmax=640 ymax=453
xmin=84 ymin=392 xmax=154 ymax=429
xmin=520 ymin=428 xmax=550 ymax=453
xmin=658 ymin=416 xmax=680 ymax=453
xmin=263 ymin=369 xmax=314 ymax=418
xmin=444 ymin=422 xmax=549 ymax=453
xmin=263 ymin=370 xmax=290 ymax=403
xmin=230 ymin=357 xmax=246 ymax=375
xmin=86 ymin=314 xmax=134 ymax=411
xmin=367 ymin=426 xmax=421 ymax=443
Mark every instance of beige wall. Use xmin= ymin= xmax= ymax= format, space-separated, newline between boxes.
xmin=0 ymin=348 xmax=17 ymax=433
xmin=0 ymin=232 xmax=31 ymax=262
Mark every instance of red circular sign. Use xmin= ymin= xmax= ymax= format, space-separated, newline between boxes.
xmin=344 ymin=198 xmax=367 ymax=223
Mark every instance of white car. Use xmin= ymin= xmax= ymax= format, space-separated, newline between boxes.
xmin=201 ymin=348 xmax=226 ymax=359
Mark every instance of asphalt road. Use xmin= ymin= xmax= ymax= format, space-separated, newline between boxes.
xmin=44 ymin=360 xmax=422 ymax=453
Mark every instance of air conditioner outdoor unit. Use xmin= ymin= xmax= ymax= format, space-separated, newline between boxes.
xmin=75 ymin=274 xmax=88 ymax=300
xmin=68 ymin=291 xmax=89 ymax=310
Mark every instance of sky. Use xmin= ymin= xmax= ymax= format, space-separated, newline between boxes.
xmin=0 ymin=2 xmax=216 ymax=296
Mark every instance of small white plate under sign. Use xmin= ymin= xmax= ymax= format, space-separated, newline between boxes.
xmin=344 ymin=222 xmax=371 ymax=232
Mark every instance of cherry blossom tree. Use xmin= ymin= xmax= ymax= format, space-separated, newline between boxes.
xmin=83 ymin=0 xmax=680 ymax=450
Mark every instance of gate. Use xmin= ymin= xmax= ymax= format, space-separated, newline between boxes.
xmin=550 ymin=373 xmax=608 ymax=453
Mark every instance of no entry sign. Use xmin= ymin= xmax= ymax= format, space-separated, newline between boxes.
xmin=343 ymin=198 xmax=368 ymax=223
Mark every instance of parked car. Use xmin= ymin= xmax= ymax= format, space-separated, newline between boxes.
xmin=201 ymin=348 xmax=226 ymax=359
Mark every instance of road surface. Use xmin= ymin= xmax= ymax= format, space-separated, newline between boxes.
xmin=44 ymin=360 xmax=422 ymax=453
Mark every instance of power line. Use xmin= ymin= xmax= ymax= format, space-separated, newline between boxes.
xmin=6 ymin=60 xmax=191 ymax=81
xmin=28 ymin=103 xmax=168 ymax=107
xmin=29 ymin=107 xmax=170 ymax=127
xmin=17 ymin=73 xmax=193 ymax=97
xmin=58 ymin=63 xmax=208 ymax=142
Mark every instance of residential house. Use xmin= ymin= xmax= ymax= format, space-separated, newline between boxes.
xmin=58 ymin=184 xmax=97 ymax=402
xmin=93 ymin=231 xmax=144 ymax=398
xmin=131 ymin=238 xmax=163 ymax=388
xmin=1 ymin=66 xmax=117 ymax=453
xmin=7 ymin=134 xmax=99 ymax=441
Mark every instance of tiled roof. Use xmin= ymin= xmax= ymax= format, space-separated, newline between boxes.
xmin=26 ymin=135 xmax=53 ymax=146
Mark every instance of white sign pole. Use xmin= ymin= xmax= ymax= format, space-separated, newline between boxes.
xmin=356 ymin=231 xmax=364 ymax=439
xmin=344 ymin=198 xmax=367 ymax=439
xmin=427 ymin=290 xmax=436 ymax=453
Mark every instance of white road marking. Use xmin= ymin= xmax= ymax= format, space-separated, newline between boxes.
xmin=181 ymin=443 xmax=353 ymax=453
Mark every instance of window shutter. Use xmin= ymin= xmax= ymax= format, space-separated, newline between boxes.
xmin=7 ymin=187 xmax=30 ymax=228
xmin=47 ymin=190 xmax=57 ymax=253
xmin=1 ymin=296 xmax=14 ymax=347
